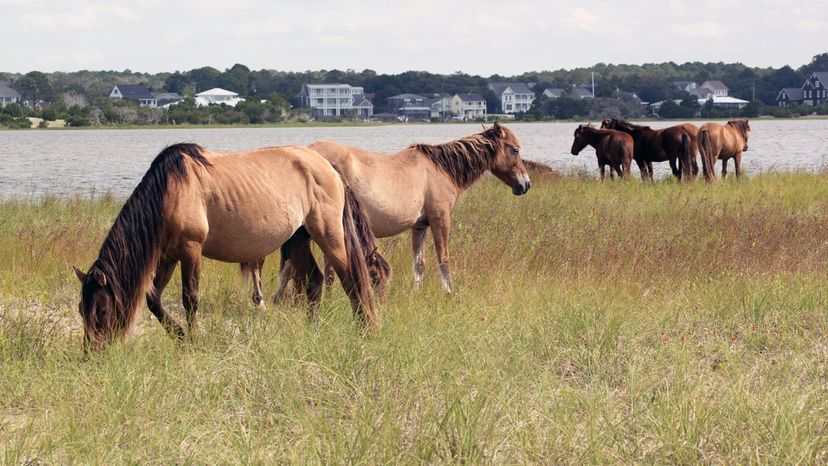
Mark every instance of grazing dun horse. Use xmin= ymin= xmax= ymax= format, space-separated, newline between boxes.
xmin=697 ymin=119 xmax=751 ymax=180
xmin=277 ymin=121 xmax=531 ymax=294
xmin=601 ymin=118 xmax=698 ymax=181
xmin=74 ymin=143 xmax=381 ymax=351
xmin=570 ymin=123 xmax=635 ymax=180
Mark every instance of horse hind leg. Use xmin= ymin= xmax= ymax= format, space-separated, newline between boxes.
xmin=412 ymin=227 xmax=427 ymax=290
xmin=282 ymin=232 xmax=323 ymax=317
xmin=734 ymin=153 xmax=743 ymax=178
xmin=179 ymin=241 xmax=203 ymax=333
xmin=721 ymin=158 xmax=728 ymax=179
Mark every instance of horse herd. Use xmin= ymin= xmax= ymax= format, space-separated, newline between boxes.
xmin=572 ymin=118 xmax=751 ymax=181
xmin=73 ymin=118 xmax=750 ymax=351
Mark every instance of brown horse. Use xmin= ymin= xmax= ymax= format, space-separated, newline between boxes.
xmin=697 ymin=120 xmax=751 ymax=180
xmin=277 ymin=121 xmax=530 ymax=294
xmin=570 ymin=123 xmax=635 ymax=180
xmin=601 ymin=118 xmax=698 ymax=181
xmin=73 ymin=143 xmax=382 ymax=351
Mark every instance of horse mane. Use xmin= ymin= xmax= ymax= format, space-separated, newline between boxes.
xmin=606 ymin=118 xmax=651 ymax=132
xmin=84 ymin=143 xmax=211 ymax=334
xmin=411 ymin=126 xmax=506 ymax=189
xmin=727 ymin=120 xmax=749 ymax=139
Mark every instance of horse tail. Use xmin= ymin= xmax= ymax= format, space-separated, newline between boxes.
xmin=698 ymin=128 xmax=713 ymax=181
xmin=341 ymin=184 xmax=378 ymax=328
xmin=678 ymin=133 xmax=692 ymax=181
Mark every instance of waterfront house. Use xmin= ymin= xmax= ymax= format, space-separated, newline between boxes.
xmin=0 ymin=82 xmax=20 ymax=107
xmin=450 ymin=93 xmax=487 ymax=120
xmin=109 ymin=84 xmax=157 ymax=107
xmin=488 ymin=82 xmax=534 ymax=113
xmin=298 ymin=83 xmax=371 ymax=118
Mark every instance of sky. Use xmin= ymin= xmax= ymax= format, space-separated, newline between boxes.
xmin=1 ymin=0 xmax=825 ymax=75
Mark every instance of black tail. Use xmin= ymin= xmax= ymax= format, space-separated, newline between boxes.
xmin=698 ymin=128 xmax=714 ymax=181
xmin=678 ymin=133 xmax=692 ymax=182
xmin=341 ymin=185 xmax=378 ymax=328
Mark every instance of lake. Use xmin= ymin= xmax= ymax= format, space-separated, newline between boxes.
xmin=2 ymin=120 xmax=828 ymax=198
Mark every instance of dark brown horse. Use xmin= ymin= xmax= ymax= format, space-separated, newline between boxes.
xmin=697 ymin=120 xmax=751 ymax=180
xmin=601 ymin=118 xmax=698 ymax=181
xmin=570 ymin=123 xmax=635 ymax=180
xmin=74 ymin=143 xmax=383 ymax=351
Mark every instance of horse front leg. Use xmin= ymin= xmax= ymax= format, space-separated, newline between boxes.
xmin=430 ymin=216 xmax=453 ymax=293
xmin=734 ymin=153 xmax=743 ymax=178
xmin=146 ymin=257 xmax=185 ymax=339
xmin=646 ymin=161 xmax=654 ymax=180
xmin=179 ymin=242 xmax=203 ymax=333
xmin=412 ymin=227 xmax=427 ymax=290
xmin=250 ymin=257 xmax=265 ymax=308
xmin=721 ymin=158 xmax=728 ymax=179
xmin=635 ymin=158 xmax=648 ymax=181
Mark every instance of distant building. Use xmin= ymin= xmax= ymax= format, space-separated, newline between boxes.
xmin=424 ymin=93 xmax=453 ymax=119
xmin=0 ymin=82 xmax=20 ymax=107
xmin=298 ymin=83 xmax=373 ymax=118
xmin=776 ymin=87 xmax=804 ymax=107
xmin=451 ymin=93 xmax=487 ymax=119
xmin=109 ymin=85 xmax=157 ymax=107
xmin=386 ymin=93 xmax=425 ymax=113
xmin=674 ymin=81 xmax=697 ymax=92
xmin=152 ymin=92 xmax=183 ymax=107
xmin=774 ymin=71 xmax=828 ymax=107
xmin=195 ymin=88 xmax=243 ymax=107
xmin=488 ymin=82 xmax=534 ymax=113
xmin=542 ymin=88 xmax=565 ymax=99
xmin=351 ymin=94 xmax=374 ymax=118
xmin=700 ymin=80 xmax=729 ymax=97
xmin=570 ymin=87 xmax=594 ymax=99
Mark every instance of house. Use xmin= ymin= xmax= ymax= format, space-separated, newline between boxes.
xmin=801 ymin=72 xmax=828 ymax=106
xmin=386 ymin=93 xmax=425 ymax=113
xmin=776 ymin=87 xmax=804 ymax=107
xmin=488 ymin=82 xmax=534 ymax=113
xmin=570 ymin=87 xmax=595 ymax=99
xmin=689 ymin=87 xmax=714 ymax=100
xmin=424 ymin=93 xmax=453 ymax=119
xmin=195 ymin=88 xmax=243 ymax=107
xmin=450 ymin=93 xmax=487 ymax=120
xmin=542 ymin=88 xmax=565 ymax=99
xmin=0 ymin=82 xmax=20 ymax=107
xmin=152 ymin=92 xmax=182 ymax=107
xmin=674 ymin=81 xmax=697 ymax=92
xmin=700 ymin=80 xmax=729 ymax=97
xmin=351 ymin=94 xmax=374 ymax=118
xmin=109 ymin=85 xmax=157 ymax=107
xmin=298 ymin=83 xmax=370 ymax=118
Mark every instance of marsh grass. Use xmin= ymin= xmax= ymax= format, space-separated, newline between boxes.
xmin=1 ymin=173 xmax=827 ymax=463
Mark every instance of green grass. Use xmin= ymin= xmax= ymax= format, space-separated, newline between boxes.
xmin=1 ymin=173 xmax=828 ymax=463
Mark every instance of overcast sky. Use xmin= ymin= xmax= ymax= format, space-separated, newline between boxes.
xmin=1 ymin=0 xmax=824 ymax=75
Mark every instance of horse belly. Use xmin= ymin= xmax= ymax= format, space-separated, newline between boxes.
xmin=201 ymin=197 xmax=306 ymax=263
xmin=361 ymin=196 xmax=422 ymax=238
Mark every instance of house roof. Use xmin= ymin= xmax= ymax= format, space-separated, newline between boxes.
xmin=114 ymin=84 xmax=154 ymax=100
xmin=690 ymin=87 xmax=713 ymax=98
xmin=701 ymin=80 xmax=728 ymax=90
xmin=352 ymin=94 xmax=373 ymax=107
xmin=196 ymin=88 xmax=239 ymax=97
xmin=489 ymin=82 xmax=533 ymax=95
xmin=0 ymin=82 xmax=20 ymax=98
xmin=152 ymin=92 xmax=182 ymax=100
xmin=543 ymin=88 xmax=565 ymax=97
xmin=674 ymin=80 xmax=695 ymax=89
xmin=778 ymin=87 xmax=803 ymax=101
xmin=387 ymin=93 xmax=425 ymax=100
xmin=456 ymin=93 xmax=485 ymax=102
xmin=810 ymin=72 xmax=828 ymax=85
xmin=570 ymin=87 xmax=593 ymax=98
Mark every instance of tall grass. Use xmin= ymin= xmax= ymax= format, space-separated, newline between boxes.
xmin=1 ymin=173 xmax=827 ymax=463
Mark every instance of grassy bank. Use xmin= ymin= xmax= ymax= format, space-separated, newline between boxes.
xmin=1 ymin=173 xmax=827 ymax=463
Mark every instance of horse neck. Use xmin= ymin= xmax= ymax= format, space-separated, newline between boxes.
xmin=581 ymin=127 xmax=609 ymax=146
xmin=415 ymin=136 xmax=496 ymax=190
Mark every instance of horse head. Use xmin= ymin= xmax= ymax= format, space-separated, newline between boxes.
xmin=571 ymin=124 xmax=590 ymax=155
xmin=485 ymin=120 xmax=531 ymax=195
xmin=74 ymin=264 xmax=121 ymax=352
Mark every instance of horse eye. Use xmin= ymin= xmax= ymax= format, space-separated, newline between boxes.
xmin=512 ymin=147 xmax=519 ymax=154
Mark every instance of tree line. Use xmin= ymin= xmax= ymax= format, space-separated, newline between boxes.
xmin=1 ymin=53 xmax=827 ymax=127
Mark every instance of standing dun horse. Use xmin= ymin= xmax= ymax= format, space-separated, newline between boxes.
xmin=74 ymin=143 xmax=383 ymax=351
xmin=571 ymin=123 xmax=635 ymax=180
xmin=697 ymin=119 xmax=751 ymax=180
xmin=601 ymin=118 xmax=698 ymax=181
xmin=274 ymin=121 xmax=531 ymax=294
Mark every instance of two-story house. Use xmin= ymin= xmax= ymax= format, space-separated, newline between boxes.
xmin=451 ymin=93 xmax=487 ymax=120
xmin=775 ymin=71 xmax=828 ymax=107
xmin=195 ymin=88 xmax=243 ymax=107
xmin=298 ymin=83 xmax=372 ymax=118
xmin=700 ymin=80 xmax=729 ymax=97
xmin=0 ymin=82 xmax=20 ymax=107
xmin=488 ymin=82 xmax=534 ymax=113
xmin=109 ymin=85 xmax=157 ymax=107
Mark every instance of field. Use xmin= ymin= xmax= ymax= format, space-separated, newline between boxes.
xmin=1 ymin=172 xmax=827 ymax=463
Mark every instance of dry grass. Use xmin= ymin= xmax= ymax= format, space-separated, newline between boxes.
xmin=1 ymin=173 xmax=828 ymax=463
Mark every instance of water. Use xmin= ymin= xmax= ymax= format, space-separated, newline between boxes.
xmin=2 ymin=120 xmax=828 ymax=198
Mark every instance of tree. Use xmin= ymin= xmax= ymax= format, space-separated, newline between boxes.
xmin=13 ymin=71 xmax=53 ymax=105
xmin=800 ymin=53 xmax=828 ymax=74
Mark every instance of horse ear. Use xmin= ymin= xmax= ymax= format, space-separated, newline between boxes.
xmin=73 ymin=266 xmax=87 ymax=283
xmin=90 ymin=267 xmax=107 ymax=287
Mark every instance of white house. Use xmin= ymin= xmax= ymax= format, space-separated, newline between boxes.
xmin=195 ymin=88 xmax=244 ymax=107
xmin=451 ymin=93 xmax=487 ymax=120
xmin=488 ymin=82 xmax=534 ymax=113
xmin=700 ymin=80 xmax=729 ymax=97
xmin=298 ymin=83 xmax=371 ymax=118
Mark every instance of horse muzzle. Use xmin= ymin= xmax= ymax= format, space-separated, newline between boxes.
xmin=512 ymin=174 xmax=531 ymax=196
xmin=743 ymin=144 xmax=749 ymax=152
